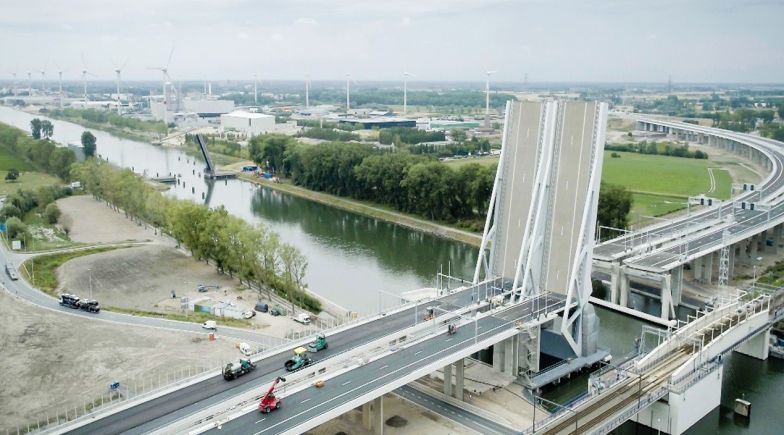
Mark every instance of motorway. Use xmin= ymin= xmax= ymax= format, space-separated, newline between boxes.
xmin=67 ymin=282 xmax=492 ymax=434
xmin=208 ymin=295 xmax=565 ymax=434
xmin=595 ymin=122 xmax=784 ymax=273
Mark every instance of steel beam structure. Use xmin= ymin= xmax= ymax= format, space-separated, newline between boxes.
xmin=475 ymin=100 xmax=608 ymax=355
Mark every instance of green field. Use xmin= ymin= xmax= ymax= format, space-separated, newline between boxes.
xmin=0 ymin=171 xmax=62 ymax=196
xmin=603 ymin=151 xmax=732 ymax=199
xmin=443 ymin=151 xmax=735 ymax=221
xmin=442 ymin=155 xmax=500 ymax=168
xmin=0 ymin=151 xmax=34 ymax=171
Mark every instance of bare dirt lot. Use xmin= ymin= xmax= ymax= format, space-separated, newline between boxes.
xmin=56 ymin=196 xmax=315 ymax=338
xmin=0 ymin=289 xmax=240 ymax=430
xmin=57 ymin=195 xmax=158 ymax=244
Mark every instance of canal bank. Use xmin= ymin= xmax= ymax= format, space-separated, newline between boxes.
xmin=1 ymin=106 xmax=781 ymax=434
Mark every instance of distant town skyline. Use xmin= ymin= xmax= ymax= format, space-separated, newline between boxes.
xmin=1 ymin=0 xmax=782 ymax=83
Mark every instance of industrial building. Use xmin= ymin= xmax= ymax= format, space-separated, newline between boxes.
xmin=220 ymin=110 xmax=275 ymax=137
xmin=338 ymin=116 xmax=416 ymax=129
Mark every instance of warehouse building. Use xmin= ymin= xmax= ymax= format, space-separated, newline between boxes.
xmin=338 ymin=116 xmax=416 ymax=129
xmin=220 ymin=110 xmax=275 ymax=138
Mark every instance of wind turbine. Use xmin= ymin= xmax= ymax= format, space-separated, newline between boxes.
xmin=26 ymin=71 xmax=32 ymax=95
xmin=11 ymin=72 xmax=17 ymax=97
xmin=403 ymin=71 xmax=415 ymax=115
xmin=254 ymin=74 xmax=258 ymax=105
xmin=112 ymin=59 xmax=128 ymax=114
xmin=39 ymin=62 xmax=48 ymax=93
xmin=305 ymin=74 xmax=310 ymax=109
xmin=56 ymin=69 xmax=65 ymax=109
xmin=149 ymin=48 xmax=174 ymax=110
xmin=80 ymin=53 xmax=91 ymax=106
xmin=345 ymin=73 xmax=351 ymax=114
xmin=484 ymin=70 xmax=496 ymax=117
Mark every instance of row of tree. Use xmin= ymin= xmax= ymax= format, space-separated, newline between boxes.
xmin=70 ymin=159 xmax=319 ymax=313
xmin=250 ymin=133 xmax=634 ymax=233
xmin=298 ymin=127 xmax=360 ymax=142
xmin=30 ymin=118 xmax=54 ymax=140
xmin=378 ymin=127 xmax=445 ymax=145
xmin=605 ymin=141 xmax=708 ymax=159
xmin=0 ymin=122 xmax=75 ymax=180
xmin=50 ymin=108 xmax=167 ymax=134
xmin=250 ymin=135 xmax=498 ymax=227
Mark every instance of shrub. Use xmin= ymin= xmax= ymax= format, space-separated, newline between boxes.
xmin=6 ymin=216 xmax=27 ymax=239
xmin=44 ymin=203 xmax=61 ymax=224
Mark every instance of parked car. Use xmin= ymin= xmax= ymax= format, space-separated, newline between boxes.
xmin=242 ymin=310 xmax=256 ymax=319
xmin=293 ymin=313 xmax=311 ymax=325
xmin=255 ymin=303 xmax=269 ymax=313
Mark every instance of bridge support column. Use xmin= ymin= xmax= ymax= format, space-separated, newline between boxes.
xmin=372 ymin=396 xmax=384 ymax=435
xmin=749 ymin=235 xmax=758 ymax=262
xmin=443 ymin=363 xmax=453 ymax=397
xmin=504 ymin=336 xmax=517 ymax=377
xmin=774 ymin=224 xmax=784 ymax=254
xmin=619 ymin=267 xmax=630 ymax=307
xmin=692 ymin=257 xmax=703 ymax=282
xmin=736 ymin=328 xmax=770 ymax=360
xmin=661 ymin=274 xmax=673 ymax=320
xmin=609 ymin=262 xmax=620 ymax=304
xmin=362 ymin=402 xmax=372 ymax=430
xmin=703 ymin=253 xmax=713 ymax=285
xmin=671 ymin=265 xmax=683 ymax=306
xmin=455 ymin=358 xmax=465 ymax=401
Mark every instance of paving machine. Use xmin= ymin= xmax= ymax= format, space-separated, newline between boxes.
xmin=284 ymin=347 xmax=312 ymax=372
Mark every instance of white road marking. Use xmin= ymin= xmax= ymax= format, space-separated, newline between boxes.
xmin=255 ymin=418 xmax=266 ymax=424
xmin=414 ymin=350 xmax=423 ymax=356
xmin=379 ymin=365 xmax=388 ymax=370
xmin=301 ymin=398 xmax=311 ymax=404
xmin=342 ymin=380 xmax=352 ymax=386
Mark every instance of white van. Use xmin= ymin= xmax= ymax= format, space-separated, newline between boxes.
xmin=202 ymin=320 xmax=217 ymax=330
xmin=239 ymin=342 xmax=252 ymax=356
xmin=293 ymin=313 xmax=311 ymax=325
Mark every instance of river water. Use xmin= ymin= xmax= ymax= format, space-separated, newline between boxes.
xmin=0 ymin=106 xmax=780 ymax=433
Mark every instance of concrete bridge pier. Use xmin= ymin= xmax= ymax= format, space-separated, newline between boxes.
xmin=443 ymin=359 xmax=467 ymax=400
xmin=492 ymin=336 xmax=519 ymax=378
xmin=361 ymin=396 xmax=384 ymax=434
xmin=631 ymin=365 xmax=724 ymax=435
xmin=736 ymin=328 xmax=771 ymax=360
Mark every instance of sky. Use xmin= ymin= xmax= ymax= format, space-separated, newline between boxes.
xmin=1 ymin=0 xmax=782 ymax=84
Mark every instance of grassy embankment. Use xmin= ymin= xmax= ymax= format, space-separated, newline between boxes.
xmin=0 ymin=148 xmax=61 ymax=196
xmin=19 ymin=246 xmax=250 ymax=328
xmin=444 ymin=151 xmax=735 ymax=221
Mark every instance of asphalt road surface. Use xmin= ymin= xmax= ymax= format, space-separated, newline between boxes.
xmin=67 ymin=285 xmax=488 ymax=434
xmin=208 ymin=295 xmax=565 ymax=435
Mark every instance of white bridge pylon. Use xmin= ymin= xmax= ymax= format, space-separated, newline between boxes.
xmin=474 ymin=100 xmax=608 ymax=355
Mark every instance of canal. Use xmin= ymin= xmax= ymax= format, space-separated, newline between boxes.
xmin=1 ymin=106 xmax=781 ymax=434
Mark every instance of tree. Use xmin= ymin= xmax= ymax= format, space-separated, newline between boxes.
xmin=249 ymin=134 xmax=294 ymax=173
xmin=81 ymin=131 xmax=97 ymax=157
xmin=30 ymin=118 xmax=42 ymax=140
xmin=0 ymin=204 xmax=21 ymax=220
xmin=5 ymin=217 xmax=27 ymax=240
xmin=44 ymin=203 xmax=61 ymax=224
xmin=5 ymin=168 xmax=19 ymax=181
xmin=597 ymin=183 xmax=633 ymax=234
xmin=40 ymin=120 xmax=54 ymax=139
xmin=450 ymin=129 xmax=468 ymax=142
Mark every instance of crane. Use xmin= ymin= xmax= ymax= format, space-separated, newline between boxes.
xmin=259 ymin=376 xmax=286 ymax=413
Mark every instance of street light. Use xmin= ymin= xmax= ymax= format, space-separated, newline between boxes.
xmin=88 ymin=268 xmax=93 ymax=299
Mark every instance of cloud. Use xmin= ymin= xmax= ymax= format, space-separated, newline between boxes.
xmin=271 ymin=33 xmax=284 ymax=41
xmin=236 ymin=32 xmax=250 ymax=40
xmin=401 ymin=17 xmax=412 ymax=26
xmin=295 ymin=17 xmax=317 ymax=25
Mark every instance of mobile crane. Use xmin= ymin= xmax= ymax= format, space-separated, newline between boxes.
xmin=259 ymin=376 xmax=286 ymax=414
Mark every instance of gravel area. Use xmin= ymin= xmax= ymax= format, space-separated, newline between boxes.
xmin=57 ymin=195 xmax=158 ymax=244
xmin=0 ymin=289 xmax=240 ymax=430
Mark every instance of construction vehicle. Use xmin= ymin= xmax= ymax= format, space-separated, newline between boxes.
xmin=270 ymin=304 xmax=287 ymax=316
xmin=447 ymin=323 xmax=457 ymax=335
xmin=79 ymin=299 xmax=101 ymax=313
xmin=308 ymin=333 xmax=328 ymax=352
xmin=423 ymin=306 xmax=435 ymax=321
xmin=284 ymin=347 xmax=312 ymax=372
xmin=197 ymin=284 xmax=220 ymax=293
xmin=223 ymin=358 xmax=256 ymax=380
xmin=259 ymin=376 xmax=285 ymax=413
